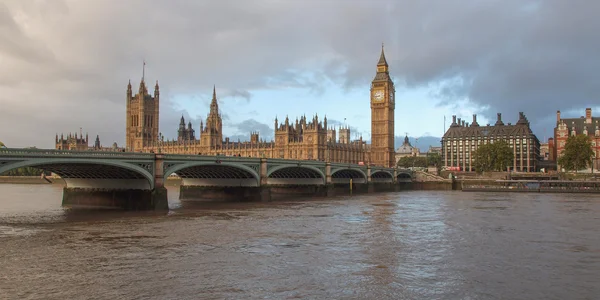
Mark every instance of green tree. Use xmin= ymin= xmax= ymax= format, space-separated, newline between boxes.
xmin=397 ymin=156 xmax=427 ymax=168
xmin=558 ymin=134 xmax=594 ymax=172
xmin=1 ymin=166 xmax=47 ymax=176
xmin=426 ymin=152 xmax=442 ymax=167
xmin=473 ymin=140 xmax=514 ymax=173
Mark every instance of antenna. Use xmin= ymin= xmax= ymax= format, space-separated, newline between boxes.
xmin=443 ymin=115 xmax=446 ymax=134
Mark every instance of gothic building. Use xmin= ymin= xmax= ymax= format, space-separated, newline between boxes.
xmin=370 ymin=45 xmax=396 ymax=167
xmin=56 ymin=132 xmax=122 ymax=152
xmin=441 ymin=113 xmax=540 ymax=172
xmin=126 ymin=46 xmax=397 ymax=167
xmin=55 ymin=132 xmax=89 ymax=151
xmin=125 ymin=76 xmax=160 ymax=151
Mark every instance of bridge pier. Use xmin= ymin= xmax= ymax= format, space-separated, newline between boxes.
xmin=62 ymin=187 xmax=168 ymax=210
xmin=179 ymin=184 xmax=338 ymax=202
xmin=179 ymin=186 xmax=271 ymax=202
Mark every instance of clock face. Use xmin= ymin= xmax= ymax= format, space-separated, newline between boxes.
xmin=373 ymin=90 xmax=384 ymax=101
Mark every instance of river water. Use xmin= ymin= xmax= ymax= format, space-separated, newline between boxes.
xmin=0 ymin=184 xmax=599 ymax=300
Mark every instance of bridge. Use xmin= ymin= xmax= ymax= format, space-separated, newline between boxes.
xmin=0 ymin=148 xmax=413 ymax=210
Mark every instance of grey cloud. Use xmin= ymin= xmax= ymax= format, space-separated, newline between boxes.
xmin=222 ymin=89 xmax=252 ymax=102
xmin=1 ymin=0 xmax=599 ymax=147
xmin=231 ymin=119 xmax=274 ymax=141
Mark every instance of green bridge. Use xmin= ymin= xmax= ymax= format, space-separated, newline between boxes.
xmin=0 ymin=148 xmax=413 ymax=210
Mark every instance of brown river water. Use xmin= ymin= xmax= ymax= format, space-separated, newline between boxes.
xmin=0 ymin=183 xmax=599 ymax=300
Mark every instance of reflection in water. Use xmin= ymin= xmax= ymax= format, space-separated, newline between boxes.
xmin=0 ymin=184 xmax=599 ymax=299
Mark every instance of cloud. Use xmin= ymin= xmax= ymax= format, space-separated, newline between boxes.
xmin=223 ymin=89 xmax=252 ymax=102
xmin=1 ymin=0 xmax=599 ymax=148
xmin=229 ymin=119 xmax=274 ymax=142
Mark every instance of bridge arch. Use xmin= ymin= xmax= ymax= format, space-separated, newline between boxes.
xmin=371 ymin=170 xmax=394 ymax=183
xmin=267 ymin=165 xmax=325 ymax=185
xmin=371 ymin=170 xmax=394 ymax=178
xmin=397 ymin=172 xmax=412 ymax=181
xmin=331 ymin=168 xmax=367 ymax=184
xmin=165 ymin=161 xmax=260 ymax=187
xmin=0 ymin=159 xmax=155 ymax=189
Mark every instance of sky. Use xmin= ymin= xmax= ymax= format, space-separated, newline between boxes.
xmin=1 ymin=0 xmax=599 ymax=150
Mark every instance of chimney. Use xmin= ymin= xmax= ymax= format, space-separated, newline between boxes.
xmin=495 ymin=113 xmax=504 ymax=126
xmin=452 ymin=115 xmax=457 ymax=124
xmin=472 ymin=114 xmax=477 ymax=123
xmin=458 ymin=118 xmax=462 ymax=126
xmin=556 ymin=110 xmax=561 ymax=124
xmin=462 ymin=120 xmax=465 ymax=127
xmin=586 ymin=108 xmax=592 ymax=124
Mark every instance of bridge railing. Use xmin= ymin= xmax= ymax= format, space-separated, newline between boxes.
xmin=163 ymin=154 xmax=262 ymax=163
xmin=0 ymin=148 xmax=155 ymax=159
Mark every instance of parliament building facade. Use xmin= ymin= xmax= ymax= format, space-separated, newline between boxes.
xmin=124 ymin=47 xmax=397 ymax=167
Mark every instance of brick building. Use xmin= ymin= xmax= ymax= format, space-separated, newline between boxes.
xmin=554 ymin=108 xmax=600 ymax=170
xmin=441 ymin=112 xmax=540 ymax=172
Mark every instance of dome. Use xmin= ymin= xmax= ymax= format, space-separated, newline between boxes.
xmin=0 ymin=141 xmax=5 ymax=148
xmin=396 ymin=135 xmax=414 ymax=154
xmin=396 ymin=144 xmax=414 ymax=154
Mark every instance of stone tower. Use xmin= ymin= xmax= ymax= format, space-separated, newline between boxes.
xmin=370 ymin=44 xmax=395 ymax=167
xmin=200 ymin=86 xmax=223 ymax=148
xmin=125 ymin=70 xmax=160 ymax=152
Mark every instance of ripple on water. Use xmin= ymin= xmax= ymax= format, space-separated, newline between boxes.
xmin=1 ymin=186 xmax=600 ymax=299
xmin=0 ymin=225 xmax=49 ymax=237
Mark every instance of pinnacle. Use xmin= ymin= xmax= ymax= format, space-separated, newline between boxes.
xmin=377 ymin=43 xmax=388 ymax=66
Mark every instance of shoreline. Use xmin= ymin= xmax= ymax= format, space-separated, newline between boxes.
xmin=0 ymin=176 xmax=62 ymax=185
xmin=0 ymin=176 xmax=182 ymax=186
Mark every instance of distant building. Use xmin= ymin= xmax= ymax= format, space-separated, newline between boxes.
xmin=540 ymin=142 xmax=550 ymax=160
xmin=427 ymin=146 xmax=442 ymax=155
xmin=555 ymin=108 xmax=600 ymax=170
xmin=55 ymin=132 xmax=89 ymax=151
xmin=395 ymin=135 xmax=421 ymax=164
xmin=55 ymin=132 xmax=124 ymax=152
xmin=441 ymin=112 xmax=540 ymax=172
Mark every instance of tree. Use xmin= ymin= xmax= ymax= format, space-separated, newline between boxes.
xmin=426 ymin=152 xmax=442 ymax=167
xmin=558 ymin=134 xmax=594 ymax=172
xmin=396 ymin=156 xmax=427 ymax=168
xmin=473 ymin=140 xmax=514 ymax=173
xmin=1 ymin=166 xmax=47 ymax=176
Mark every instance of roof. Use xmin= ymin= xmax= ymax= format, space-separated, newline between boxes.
xmin=558 ymin=116 xmax=600 ymax=135
xmin=378 ymin=44 xmax=388 ymax=66
xmin=443 ymin=113 xmax=538 ymax=141
xmin=396 ymin=136 xmax=414 ymax=154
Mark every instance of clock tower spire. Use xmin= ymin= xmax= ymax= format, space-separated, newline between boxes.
xmin=370 ymin=44 xmax=396 ymax=167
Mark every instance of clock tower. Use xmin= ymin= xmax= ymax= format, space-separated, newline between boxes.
xmin=370 ymin=44 xmax=395 ymax=167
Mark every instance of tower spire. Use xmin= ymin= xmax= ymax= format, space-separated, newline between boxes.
xmin=378 ymin=43 xmax=388 ymax=66
xmin=210 ymin=85 xmax=219 ymax=114
xmin=142 ymin=59 xmax=146 ymax=82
